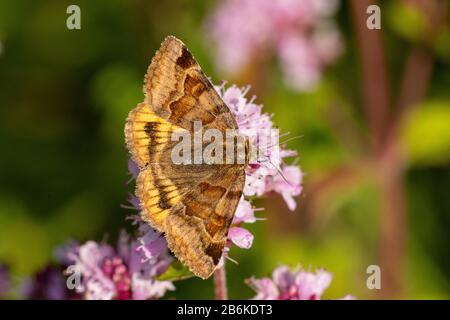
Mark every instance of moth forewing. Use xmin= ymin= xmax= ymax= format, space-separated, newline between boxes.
xmin=193 ymin=120 xmax=203 ymax=165
xmin=224 ymin=129 xmax=247 ymax=165
xmin=171 ymin=129 xmax=192 ymax=165
xmin=203 ymin=128 xmax=224 ymax=165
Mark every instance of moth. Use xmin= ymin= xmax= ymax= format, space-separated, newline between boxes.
xmin=125 ymin=36 xmax=250 ymax=279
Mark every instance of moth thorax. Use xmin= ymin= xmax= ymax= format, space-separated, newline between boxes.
xmin=171 ymin=125 xmax=252 ymax=165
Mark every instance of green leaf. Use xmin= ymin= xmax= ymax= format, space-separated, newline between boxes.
xmin=401 ymin=101 xmax=450 ymax=166
xmin=386 ymin=2 xmax=427 ymax=42
xmin=156 ymin=261 xmax=194 ymax=282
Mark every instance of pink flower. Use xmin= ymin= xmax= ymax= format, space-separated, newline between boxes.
xmin=226 ymin=198 xmax=257 ymax=252
xmin=249 ymin=277 xmax=279 ymax=300
xmin=66 ymin=231 xmax=174 ymax=300
xmin=232 ymin=198 xmax=256 ymax=224
xmin=277 ymin=34 xmax=322 ymax=91
xmin=228 ymin=227 xmax=254 ymax=249
xmin=266 ymin=165 xmax=303 ymax=211
xmin=136 ymin=227 xmax=168 ymax=264
xmin=248 ymin=264 xmax=353 ymax=300
xmin=69 ymin=241 xmax=116 ymax=300
xmin=312 ymin=24 xmax=343 ymax=64
xmin=292 ymin=268 xmax=332 ymax=300
xmin=207 ymin=0 xmax=273 ymax=74
xmin=207 ymin=0 xmax=342 ymax=91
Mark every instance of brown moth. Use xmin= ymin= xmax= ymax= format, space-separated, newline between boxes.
xmin=124 ymin=36 xmax=250 ymax=279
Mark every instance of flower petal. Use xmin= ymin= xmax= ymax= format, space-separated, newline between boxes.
xmin=232 ymin=198 xmax=256 ymax=224
xmin=296 ymin=268 xmax=332 ymax=300
xmin=131 ymin=273 xmax=175 ymax=300
xmin=128 ymin=159 xmax=139 ymax=179
xmin=228 ymin=227 xmax=254 ymax=249
xmin=272 ymin=265 xmax=297 ymax=292
xmin=248 ymin=277 xmax=279 ymax=300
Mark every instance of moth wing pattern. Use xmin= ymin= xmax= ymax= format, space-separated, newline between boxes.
xmin=165 ymin=167 xmax=245 ymax=279
xmin=125 ymin=102 xmax=185 ymax=168
xmin=143 ymin=35 xmax=237 ymax=132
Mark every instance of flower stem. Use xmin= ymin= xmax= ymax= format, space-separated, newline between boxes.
xmin=213 ymin=262 xmax=228 ymax=300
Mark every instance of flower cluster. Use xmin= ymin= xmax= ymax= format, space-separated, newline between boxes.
xmin=248 ymin=264 xmax=354 ymax=300
xmin=64 ymin=230 xmax=174 ymax=300
xmin=216 ymin=84 xmax=303 ymax=250
xmin=207 ymin=0 xmax=343 ymax=91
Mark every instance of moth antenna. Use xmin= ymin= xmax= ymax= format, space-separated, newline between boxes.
xmin=264 ymin=158 xmax=293 ymax=187
xmin=279 ymin=134 xmax=303 ymax=145
xmin=265 ymin=135 xmax=303 ymax=149
xmin=252 ymin=133 xmax=299 ymax=164
xmin=278 ymin=131 xmax=291 ymax=140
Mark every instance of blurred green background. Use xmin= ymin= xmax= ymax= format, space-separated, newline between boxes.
xmin=0 ymin=0 xmax=449 ymax=299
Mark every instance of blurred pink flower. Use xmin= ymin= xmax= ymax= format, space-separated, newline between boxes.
xmin=248 ymin=264 xmax=354 ymax=300
xmin=54 ymin=239 xmax=79 ymax=266
xmin=277 ymin=33 xmax=322 ymax=91
xmin=67 ymin=230 xmax=174 ymax=300
xmin=207 ymin=0 xmax=343 ymax=91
